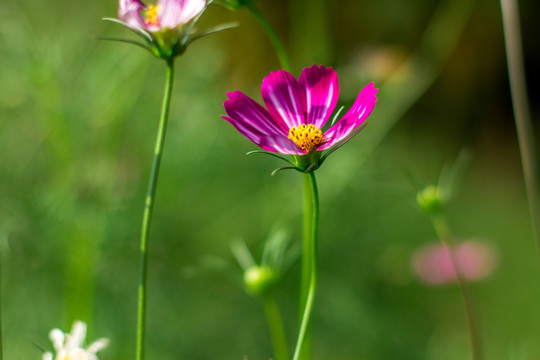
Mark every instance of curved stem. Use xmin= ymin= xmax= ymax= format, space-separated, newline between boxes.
xmin=499 ymin=0 xmax=540 ymax=251
xmin=136 ymin=58 xmax=175 ymax=360
xmin=293 ymin=172 xmax=319 ymax=360
xmin=262 ymin=294 xmax=289 ymax=360
xmin=431 ymin=215 xmax=482 ymax=360
xmin=246 ymin=3 xmax=292 ymax=72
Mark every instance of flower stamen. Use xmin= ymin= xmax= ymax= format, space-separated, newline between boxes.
xmin=288 ymin=124 xmax=324 ymax=152
xmin=143 ymin=4 xmax=159 ymax=27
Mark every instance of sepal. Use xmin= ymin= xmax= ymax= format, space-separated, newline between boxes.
xmin=184 ymin=22 xmax=239 ymax=46
xmin=102 ymin=17 xmax=153 ymax=42
xmin=247 ymin=149 xmax=323 ymax=174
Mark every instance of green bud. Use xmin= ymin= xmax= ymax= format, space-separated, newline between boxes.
xmin=417 ymin=185 xmax=446 ymax=214
xmin=243 ymin=265 xmax=277 ymax=296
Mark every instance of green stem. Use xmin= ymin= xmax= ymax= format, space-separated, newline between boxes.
xmin=293 ymin=172 xmax=319 ymax=360
xmin=136 ymin=58 xmax=175 ymax=360
xmin=246 ymin=3 xmax=292 ymax=72
xmin=431 ymin=215 xmax=482 ymax=360
xmin=262 ymin=294 xmax=289 ymax=360
xmin=298 ymin=173 xmax=312 ymax=359
xmin=499 ymin=0 xmax=540 ymax=251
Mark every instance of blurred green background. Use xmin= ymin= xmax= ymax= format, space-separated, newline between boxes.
xmin=1 ymin=0 xmax=540 ymax=359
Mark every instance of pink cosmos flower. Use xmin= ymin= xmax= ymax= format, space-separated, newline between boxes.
xmin=412 ymin=240 xmax=498 ymax=285
xmin=222 ymin=65 xmax=378 ymax=163
xmin=118 ymin=0 xmax=206 ymax=33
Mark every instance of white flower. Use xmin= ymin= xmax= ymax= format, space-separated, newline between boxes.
xmin=43 ymin=320 xmax=109 ymax=360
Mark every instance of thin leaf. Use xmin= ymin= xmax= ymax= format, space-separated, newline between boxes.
xmin=271 ymin=167 xmax=297 ymax=176
xmin=438 ymin=148 xmax=472 ymax=198
xmin=261 ymin=228 xmax=289 ymax=269
xmin=96 ymin=35 xmax=154 ymax=53
xmin=230 ymin=240 xmax=256 ymax=271
xmin=246 ymin=150 xmax=296 ymax=167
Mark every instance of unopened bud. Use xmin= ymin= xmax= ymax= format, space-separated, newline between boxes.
xmin=417 ymin=185 xmax=446 ymax=214
xmin=243 ymin=265 xmax=277 ymax=296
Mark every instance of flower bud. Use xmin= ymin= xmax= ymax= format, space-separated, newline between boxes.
xmin=243 ymin=265 xmax=277 ymax=296
xmin=417 ymin=185 xmax=446 ymax=214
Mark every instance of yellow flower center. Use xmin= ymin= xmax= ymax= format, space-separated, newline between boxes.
xmin=288 ymin=124 xmax=324 ymax=152
xmin=144 ymin=4 xmax=159 ymax=27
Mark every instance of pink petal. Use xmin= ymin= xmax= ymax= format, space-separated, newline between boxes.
xmin=454 ymin=242 xmax=498 ymax=281
xmin=158 ymin=0 xmax=205 ymax=29
xmin=224 ymin=91 xmax=288 ymax=136
xmin=223 ymin=91 xmax=302 ymax=154
xmin=118 ymin=0 xmax=146 ymax=30
xmin=298 ymin=65 xmax=339 ymax=129
xmin=412 ymin=241 xmax=498 ymax=285
xmin=261 ymin=69 xmax=306 ymax=129
xmin=258 ymin=135 xmax=306 ymax=155
xmin=222 ymin=116 xmax=301 ymax=154
xmin=319 ymin=82 xmax=377 ymax=150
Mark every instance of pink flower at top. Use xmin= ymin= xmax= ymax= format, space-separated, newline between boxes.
xmin=222 ymin=65 xmax=378 ymax=162
xmin=118 ymin=0 xmax=206 ymax=33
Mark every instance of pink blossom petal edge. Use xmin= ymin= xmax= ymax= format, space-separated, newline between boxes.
xmin=261 ymin=69 xmax=306 ymax=129
xmin=118 ymin=0 xmax=147 ymax=31
xmin=412 ymin=241 xmax=498 ymax=285
xmin=318 ymin=82 xmax=378 ymax=150
xmin=158 ymin=0 xmax=206 ymax=29
xmin=298 ymin=65 xmax=339 ymax=129
xmin=223 ymin=91 xmax=303 ymax=155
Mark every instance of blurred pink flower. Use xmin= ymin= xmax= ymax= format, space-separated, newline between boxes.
xmin=412 ymin=240 xmax=498 ymax=285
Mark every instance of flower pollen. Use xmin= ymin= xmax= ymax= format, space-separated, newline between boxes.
xmin=288 ymin=124 xmax=324 ymax=152
xmin=144 ymin=4 xmax=159 ymax=27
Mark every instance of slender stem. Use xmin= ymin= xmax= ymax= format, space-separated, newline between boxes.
xmin=293 ymin=172 xmax=319 ymax=360
xmin=262 ymin=294 xmax=289 ymax=360
xmin=431 ymin=215 xmax=482 ymax=360
xmin=246 ymin=3 xmax=292 ymax=73
xmin=499 ymin=0 xmax=540 ymax=250
xmin=136 ymin=58 xmax=175 ymax=360
xmin=298 ymin=173 xmax=312 ymax=360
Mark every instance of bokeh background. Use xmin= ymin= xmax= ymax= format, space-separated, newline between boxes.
xmin=1 ymin=0 xmax=540 ymax=359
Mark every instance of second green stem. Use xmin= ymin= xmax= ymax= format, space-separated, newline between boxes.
xmin=431 ymin=215 xmax=482 ymax=360
xmin=247 ymin=3 xmax=292 ymax=73
xmin=263 ymin=294 xmax=289 ymax=360
xmin=136 ymin=59 xmax=175 ymax=360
